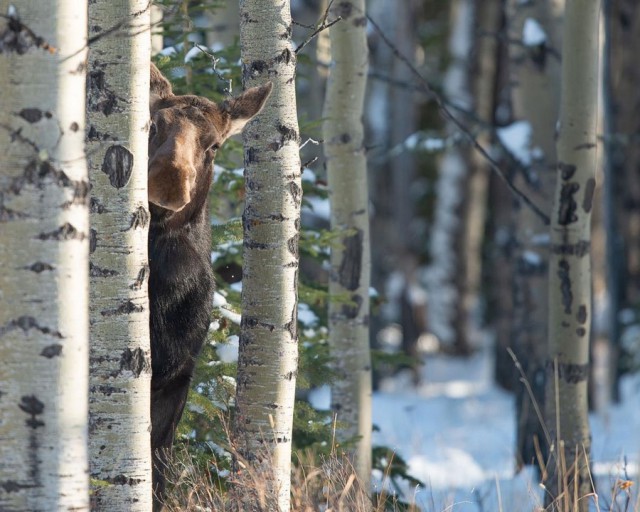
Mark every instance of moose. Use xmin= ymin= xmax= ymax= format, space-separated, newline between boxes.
xmin=148 ymin=63 xmax=271 ymax=509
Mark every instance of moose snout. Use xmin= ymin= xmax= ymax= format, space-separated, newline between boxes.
xmin=148 ymin=156 xmax=197 ymax=212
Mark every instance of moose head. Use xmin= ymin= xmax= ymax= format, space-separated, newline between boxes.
xmin=148 ymin=63 xmax=272 ymax=215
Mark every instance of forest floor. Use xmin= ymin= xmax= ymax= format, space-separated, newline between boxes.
xmin=311 ymin=341 xmax=640 ymax=511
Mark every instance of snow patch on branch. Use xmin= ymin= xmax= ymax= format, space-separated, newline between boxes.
xmin=497 ymin=121 xmax=533 ymax=166
xmin=523 ymin=18 xmax=547 ymax=47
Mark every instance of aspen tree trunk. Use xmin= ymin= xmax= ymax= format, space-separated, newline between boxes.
xmin=233 ymin=1 xmax=301 ymax=510
xmin=545 ymin=0 xmax=599 ymax=508
xmin=0 ymin=2 xmax=89 ymax=510
xmin=506 ymin=0 xmax=562 ymax=470
xmin=322 ymin=0 xmax=372 ymax=492
xmin=426 ymin=0 xmax=474 ymax=354
xmin=457 ymin=0 xmax=501 ymax=356
xmin=86 ymin=2 xmax=153 ymax=509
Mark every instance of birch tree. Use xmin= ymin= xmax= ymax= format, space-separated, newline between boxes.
xmin=506 ymin=0 xmax=562 ymax=469
xmin=86 ymin=2 xmax=152 ymax=509
xmin=0 ymin=2 xmax=89 ymax=510
xmin=322 ymin=0 xmax=372 ymax=491
xmin=545 ymin=0 xmax=599 ymax=507
xmin=233 ymin=1 xmax=301 ymax=510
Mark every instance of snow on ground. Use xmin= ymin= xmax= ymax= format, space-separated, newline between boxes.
xmin=311 ymin=344 xmax=640 ymax=511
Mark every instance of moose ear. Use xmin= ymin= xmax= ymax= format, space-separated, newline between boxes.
xmin=150 ymin=62 xmax=173 ymax=110
xmin=222 ymin=82 xmax=273 ymax=137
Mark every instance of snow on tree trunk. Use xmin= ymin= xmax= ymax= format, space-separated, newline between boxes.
xmin=322 ymin=0 xmax=372 ymax=492
xmin=86 ymin=2 xmax=153 ymax=509
xmin=506 ymin=0 xmax=562 ymax=470
xmin=544 ymin=0 xmax=599 ymax=508
xmin=0 ymin=2 xmax=89 ymax=510
xmin=233 ymin=1 xmax=301 ymax=510
xmin=425 ymin=0 xmax=475 ymax=354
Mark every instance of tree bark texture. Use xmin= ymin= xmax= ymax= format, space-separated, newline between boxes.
xmin=322 ymin=0 xmax=372 ymax=492
xmin=86 ymin=2 xmax=153 ymax=509
xmin=0 ymin=2 xmax=89 ymax=510
xmin=233 ymin=1 xmax=301 ymax=510
xmin=545 ymin=0 xmax=599 ymax=508
xmin=506 ymin=0 xmax=563 ymax=471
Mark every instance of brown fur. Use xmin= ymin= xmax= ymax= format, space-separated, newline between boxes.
xmin=149 ymin=65 xmax=272 ymax=212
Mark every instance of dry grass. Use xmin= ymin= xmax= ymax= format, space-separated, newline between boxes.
xmin=158 ymin=440 xmax=640 ymax=512
xmin=160 ymin=443 xmax=419 ymax=512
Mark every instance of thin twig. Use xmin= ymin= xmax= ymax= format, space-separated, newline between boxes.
xmin=301 ymin=156 xmax=319 ymax=170
xmin=367 ymin=71 xmax=494 ymax=130
xmin=365 ymin=13 xmax=551 ymax=225
xmin=194 ymin=44 xmax=233 ymax=95
xmin=295 ymin=0 xmax=342 ymax=55
xmin=507 ymin=348 xmax=553 ymax=449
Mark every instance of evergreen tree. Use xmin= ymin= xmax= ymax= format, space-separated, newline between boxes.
xmin=545 ymin=0 xmax=599 ymax=508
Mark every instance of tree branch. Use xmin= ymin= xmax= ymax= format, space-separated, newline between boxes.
xmin=294 ymin=0 xmax=342 ymax=55
xmin=366 ymin=12 xmax=551 ymax=225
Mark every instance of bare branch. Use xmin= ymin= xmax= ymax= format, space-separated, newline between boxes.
xmin=294 ymin=0 xmax=342 ymax=55
xmin=365 ymin=12 xmax=551 ymax=225
xmin=194 ymin=44 xmax=234 ymax=95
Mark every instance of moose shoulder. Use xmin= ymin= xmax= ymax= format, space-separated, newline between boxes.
xmin=147 ymin=63 xmax=271 ymax=510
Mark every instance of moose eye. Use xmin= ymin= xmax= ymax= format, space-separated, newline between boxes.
xmin=149 ymin=122 xmax=157 ymax=140
xmin=205 ymin=143 xmax=220 ymax=162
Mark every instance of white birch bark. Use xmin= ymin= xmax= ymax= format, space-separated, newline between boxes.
xmin=233 ymin=1 xmax=301 ymax=510
xmin=0 ymin=2 xmax=89 ymax=510
xmin=322 ymin=0 xmax=372 ymax=492
xmin=86 ymin=2 xmax=153 ymax=509
xmin=545 ymin=0 xmax=600 ymax=507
